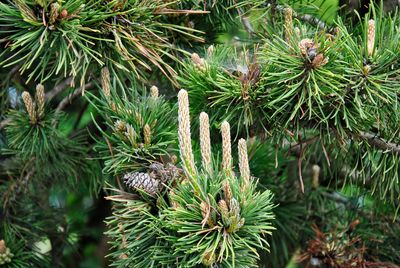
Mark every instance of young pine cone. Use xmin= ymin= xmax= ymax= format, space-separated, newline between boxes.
xmin=123 ymin=172 xmax=160 ymax=195
xmin=148 ymin=162 xmax=180 ymax=183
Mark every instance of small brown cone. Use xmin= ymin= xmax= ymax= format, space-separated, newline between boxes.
xmin=123 ymin=172 xmax=160 ymax=195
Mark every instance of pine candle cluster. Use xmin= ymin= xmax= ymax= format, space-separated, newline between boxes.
xmin=21 ymin=84 xmax=46 ymax=124
xmin=0 ymin=240 xmax=13 ymax=265
xmin=165 ymin=89 xmax=275 ymax=266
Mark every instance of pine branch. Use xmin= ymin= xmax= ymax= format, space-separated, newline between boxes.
xmin=0 ymin=118 xmax=11 ymax=129
xmin=357 ymin=132 xmax=400 ymax=154
xmin=55 ymin=81 xmax=95 ymax=113
xmin=286 ymin=136 xmax=320 ymax=157
xmin=45 ymin=77 xmax=74 ymax=100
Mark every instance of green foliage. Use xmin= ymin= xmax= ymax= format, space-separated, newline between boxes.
xmin=4 ymin=104 xmax=99 ymax=188
xmin=0 ymin=0 xmax=202 ymax=85
xmin=179 ymin=45 xmax=267 ymax=136
xmin=89 ymin=80 xmax=177 ymax=176
xmin=163 ymin=172 xmax=275 ymax=267
xmin=105 ymin=195 xmax=166 ymax=267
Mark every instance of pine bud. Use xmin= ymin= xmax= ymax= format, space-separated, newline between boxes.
xmin=299 ymin=39 xmax=316 ymax=56
xmin=191 ymin=53 xmax=204 ymax=66
xmin=35 ymin=84 xmax=45 ymax=119
xmin=218 ymin=199 xmax=229 ymax=217
xmin=170 ymin=155 xmax=178 ymax=165
xmin=125 ymin=124 xmax=136 ymax=145
xmin=311 ymin=53 xmax=328 ymax=68
xmin=0 ymin=240 xmax=13 ymax=264
xmin=311 ymin=164 xmax=321 ymax=189
xmin=200 ymin=201 xmax=214 ymax=227
xmin=191 ymin=53 xmax=205 ymax=71
xmin=223 ymin=180 xmax=232 ymax=203
xmin=367 ymin=19 xmax=375 ymax=57
xmin=49 ymin=3 xmax=60 ymax=25
xmin=14 ymin=0 xmax=37 ymax=22
xmin=0 ymin=240 xmax=5 ymax=254
xmin=284 ymin=7 xmax=293 ymax=42
xmin=207 ymin=45 xmax=214 ymax=57
xmin=362 ymin=65 xmax=371 ymax=76
xmin=114 ymin=120 xmax=126 ymax=132
xmin=294 ymin=27 xmax=301 ymax=37
xmin=143 ymin=124 xmax=151 ymax=145
xmin=101 ymin=67 xmax=111 ymax=99
xmin=221 ymin=121 xmax=232 ymax=176
xmin=60 ymin=9 xmax=68 ymax=19
xmin=169 ymin=190 xmax=180 ymax=209
xmin=238 ymin=139 xmax=250 ymax=188
xmin=150 ymin=86 xmax=159 ymax=98
xmin=201 ymin=250 xmax=215 ymax=266
xmin=22 ymin=91 xmax=37 ymax=124
xmin=199 ymin=112 xmax=212 ymax=174
xmin=178 ymin=89 xmax=196 ymax=175
xmin=229 ymin=198 xmax=240 ymax=217
xmin=134 ymin=112 xmax=144 ymax=126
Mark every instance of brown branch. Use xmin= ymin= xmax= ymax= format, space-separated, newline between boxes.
xmin=357 ymin=131 xmax=400 ymax=154
xmin=45 ymin=77 xmax=74 ymax=100
xmin=0 ymin=118 xmax=11 ymax=129
xmin=286 ymin=135 xmax=320 ymax=157
xmin=55 ymin=81 xmax=94 ymax=113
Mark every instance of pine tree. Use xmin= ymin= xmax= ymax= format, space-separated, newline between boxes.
xmin=0 ymin=0 xmax=399 ymax=267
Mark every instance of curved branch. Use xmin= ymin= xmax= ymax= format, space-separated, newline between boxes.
xmin=357 ymin=131 xmax=400 ymax=154
xmin=55 ymin=81 xmax=95 ymax=112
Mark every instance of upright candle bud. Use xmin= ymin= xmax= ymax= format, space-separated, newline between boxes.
xmin=284 ymin=8 xmax=293 ymax=42
xmin=221 ymin=121 xmax=232 ymax=176
xmin=150 ymin=86 xmax=159 ymax=98
xmin=199 ymin=112 xmax=212 ymax=174
xmin=178 ymin=89 xmax=196 ymax=175
xmin=49 ymin=3 xmax=60 ymax=25
xmin=35 ymin=84 xmax=45 ymax=119
xmin=101 ymin=67 xmax=111 ymax=99
xmin=367 ymin=19 xmax=375 ymax=57
xmin=143 ymin=124 xmax=151 ymax=145
xmin=238 ymin=139 xmax=250 ymax=189
xmin=22 ymin=91 xmax=37 ymax=124
xmin=191 ymin=53 xmax=205 ymax=71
